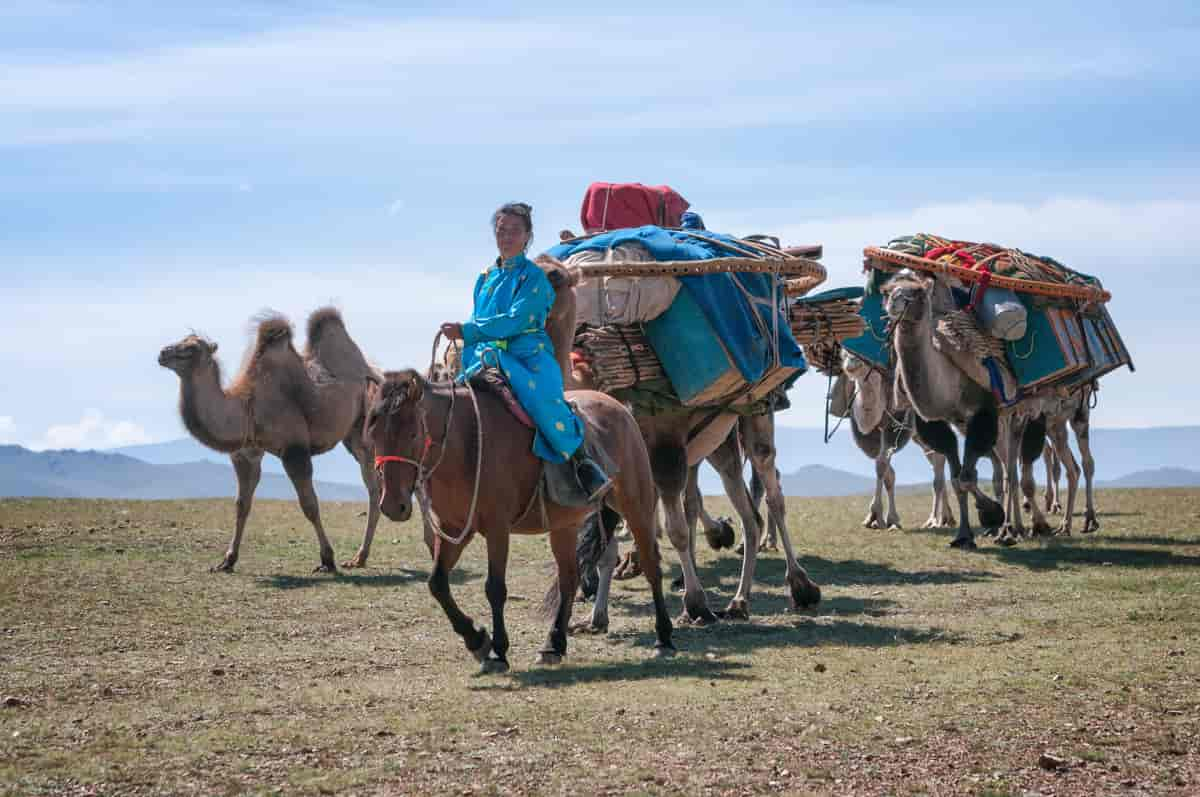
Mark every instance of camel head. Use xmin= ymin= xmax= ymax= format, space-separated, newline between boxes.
xmin=841 ymin=349 xmax=871 ymax=382
xmin=365 ymin=369 xmax=430 ymax=522
xmin=884 ymin=272 xmax=935 ymax=327
xmin=158 ymin=334 xmax=218 ymax=375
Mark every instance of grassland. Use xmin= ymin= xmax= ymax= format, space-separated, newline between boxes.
xmin=1 ymin=489 xmax=1198 ymax=795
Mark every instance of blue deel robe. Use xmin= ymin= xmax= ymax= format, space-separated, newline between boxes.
xmin=458 ymin=253 xmax=584 ymax=463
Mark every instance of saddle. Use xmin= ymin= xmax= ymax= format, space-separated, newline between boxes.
xmin=470 ymin=367 xmax=617 ymax=507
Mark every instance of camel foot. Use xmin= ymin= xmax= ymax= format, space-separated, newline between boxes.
xmin=312 ymin=563 xmax=338 ymax=574
xmin=995 ymin=533 xmax=1019 ymax=548
xmin=789 ymin=577 xmax=821 ymax=610
xmin=612 ymin=552 xmax=641 ymax=581
xmin=757 ymin=538 xmax=778 ymax=553
xmin=862 ymin=514 xmax=881 ymax=529
xmin=652 ymin=643 xmax=676 ymax=659
xmin=469 ymin=630 xmax=492 ymax=664
xmin=210 ymin=556 xmax=237 ymax=573
xmin=1082 ymin=513 xmax=1100 ymax=534
xmin=719 ymin=598 xmax=750 ymax=621
xmin=921 ymin=517 xmax=943 ymax=530
xmin=887 ymin=523 xmax=903 ymax=532
xmin=704 ymin=519 xmax=736 ymax=551
xmin=1031 ymin=519 xmax=1054 ymax=538
xmin=534 ymin=651 xmax=563 ymax=667
xmin=479 ymin=656 xmax=509 ymax=675
xmin=568 ymin=618 xmax=608 ymax=635
xmin=340 ymin=553 xmax=368 ymax=569
xmin=1049 ymin=501 xmax=1064 ymax=515
xmin=1055 ymin=523 xmax=1073 ymax=537
xmin=949 ymin=536 xmax=977 ymax=551
xmin=677 ymin=607 xmax=719 ymax=627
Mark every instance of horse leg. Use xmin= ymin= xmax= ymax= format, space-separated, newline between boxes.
xmin=1073 ymin=405 xmax=1100 ymax=533
xmin=481 ymin=530 xmax=511 ymax=673
xmin=743 ymin=414 xmax=819 ymax=609
xmin=537 ymin=527 xmax=579 ymax=666
xmin=612 ymin=483 xmax=675 ymax=656
xmin=281 ymin=445 xmax=337 ymax=572
xmin=341 ymin=436 xmax=382 ymax=568
xmin=428 ymin=534 xmax=491 ymax=666
xmin=212 ymin=448 xmax=262 ymax=572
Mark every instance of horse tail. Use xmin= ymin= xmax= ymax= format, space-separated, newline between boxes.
xmin=541 ymin=506 xmax=621 ymax=620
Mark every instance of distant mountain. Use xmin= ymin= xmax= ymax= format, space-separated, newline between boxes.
xmin=0 ymin=445 xmax=365 ymax=501
xmin=781 ymin=465 xmax=878 ymax=497
xmin=1100 ymin=467 xmax=1200 ymax=489
xmin=114 ymin=438 xmax=366 ymax=486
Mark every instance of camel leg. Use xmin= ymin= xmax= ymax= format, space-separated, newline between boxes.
xmin=749 ymin=467 xmax=779 ymax=550
xmin=987 ymin=450 xmax=1005 ymax=503
xmin=662 ymin=484 xmax=716 ymax=626
xmin=481 ymin=530 xmax=511 ymax=673
xmin=687 ymin=464 xmax=734 ymax=552
xmin=575 ymin=525 xmax=619 ymax=634
xmin=743 ymin=414 xmax=820 ymax=609
xmin=341 ymin=436 xmax=382 ymax=568
xmin=537 ymin=526 xmax=578 ymax=666
xmin=427 ymin=534 xmax=491 ymax=667
xmin=1019 ymin=416 xmax=1051 ymax=537
xmin=1043 ymin=440 xmax=1063 ymax=514
xmin=916 ymin=418 xmax=975 ymax=548
xmin=1073 ymin=407 xmax=1100 ymax=533
xmin=966 ymin=408 xmax=1005 ymax=541
xmin=706 ymin=435 xmax=764 ymax=619
xmin=281 ymin=446 xmax=337 ymax=573
xmin=922 ymin=449 xmax=954 ymax=528
xmin=1046 ymin=420 xmax=1080 ymax=536
xmin=996 ymin=415 xmax=1026 ymax=545
xmin=213 ymin=448 xmax=263 ymax=572
xmin=864 ymin=456 xmax=885 ymax=529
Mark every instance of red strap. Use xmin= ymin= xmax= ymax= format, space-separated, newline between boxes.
xmin=374 ymin=436 xmax=433 ymax=470
xmin=965 ymin=265 xmax=993 ymax=312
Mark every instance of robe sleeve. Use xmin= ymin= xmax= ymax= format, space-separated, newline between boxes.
xmin=462 ymin=263 xmax=555 ymax=346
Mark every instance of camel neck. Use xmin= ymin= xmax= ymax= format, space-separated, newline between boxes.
xmin=179 ymin=361 xmax=249 ymax=453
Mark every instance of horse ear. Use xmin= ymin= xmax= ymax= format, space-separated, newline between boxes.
xmin=408 ymin=371 xmax=427 ymax=403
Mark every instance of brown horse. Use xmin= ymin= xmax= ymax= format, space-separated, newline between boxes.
xmin=365 ymin=369 xmax=673 ymax=672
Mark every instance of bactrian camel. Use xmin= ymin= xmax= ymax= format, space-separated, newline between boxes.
xmin=158 ymin=308 xmax=383 ymax=573
xmin=885 ymin=273 xmax=1007 ymax=548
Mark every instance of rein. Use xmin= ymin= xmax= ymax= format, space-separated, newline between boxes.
xmin=374 ymin=371 xmax=486 ymax=547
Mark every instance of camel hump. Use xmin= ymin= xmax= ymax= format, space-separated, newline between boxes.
xmin=305 ymin=306 xmax=345 ymax=346
xmin=252 ymin=312 xmax=295 ymax=353
xmin=303 ymin=306 xmax=373 ymax=383
xmin=534 ymin=254 xmax=580 ymax=289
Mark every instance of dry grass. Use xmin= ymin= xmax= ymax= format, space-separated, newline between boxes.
xmin=1 ymin=489 xmax=1198 ymax=796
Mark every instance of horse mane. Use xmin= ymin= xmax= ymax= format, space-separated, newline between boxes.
xmin=228 ymin=311 xmax=296 ymax=400
xmin=380 ymin=369 xmax=429 ymax=409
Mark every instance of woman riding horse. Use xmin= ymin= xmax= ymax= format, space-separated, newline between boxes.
xmin=439 ymin=202 xmax=611 ymax=501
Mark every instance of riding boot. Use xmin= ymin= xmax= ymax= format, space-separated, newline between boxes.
xmin=571 ymin=448 xmax=612 ymax=503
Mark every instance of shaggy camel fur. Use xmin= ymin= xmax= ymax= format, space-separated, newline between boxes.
xmin=158 ymin=308 xmax=381 ymax=572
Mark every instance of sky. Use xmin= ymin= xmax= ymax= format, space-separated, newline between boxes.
xmin=3 ymin=1 xmax=1199 ymax=452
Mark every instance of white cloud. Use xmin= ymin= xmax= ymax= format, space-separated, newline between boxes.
xmin=36 ymin=409 xmax=152 ymax=451
xmin=386 ymin=198 xmax=405 ymax=216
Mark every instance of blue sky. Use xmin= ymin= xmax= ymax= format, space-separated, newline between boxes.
xmin=2 ymin=1 xmax=1198 ymax=450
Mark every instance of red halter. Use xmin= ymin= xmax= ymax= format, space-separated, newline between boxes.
xmin=374 ymin=435 xmax=434 ymax=474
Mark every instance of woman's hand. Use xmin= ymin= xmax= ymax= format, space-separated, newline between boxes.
xmin=440 ymin=322 xmax=464 ymax=341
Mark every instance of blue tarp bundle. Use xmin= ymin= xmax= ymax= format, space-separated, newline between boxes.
xmin=545 ymin=225 xmax=806 ymax=383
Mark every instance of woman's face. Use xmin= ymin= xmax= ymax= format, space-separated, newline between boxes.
xmin=494 ymin=212 xmax=530 ymax=259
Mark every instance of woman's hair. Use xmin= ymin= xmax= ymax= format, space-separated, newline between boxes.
xmin=492 ymin=202 xmax=534 ymax=250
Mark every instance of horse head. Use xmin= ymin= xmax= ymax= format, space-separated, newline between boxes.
xmin=365 ymin=369 xmax=431 ymax=522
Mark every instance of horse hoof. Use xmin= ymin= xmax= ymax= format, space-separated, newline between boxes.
xmin=340 ymin=556 xmax=367 ymax=569
xmin=949 ymin=537 xmax=977 ymax=550
xmin=534 ymin=651 xmax=563 ymax=667
xmin=469 ymin=630 xmax=492 ymax=664
xmin=480 ymin=657 xmax=509 ymax=675
xmin=652 ymin=644 xmax=676 ymax=659
xmin=720 ymin=599 xmax=750 ymax=620
xmin=312 ymin=563 xmax=338 ymax=574
xmin=210 ymin=559 xmax=236 ymax=573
